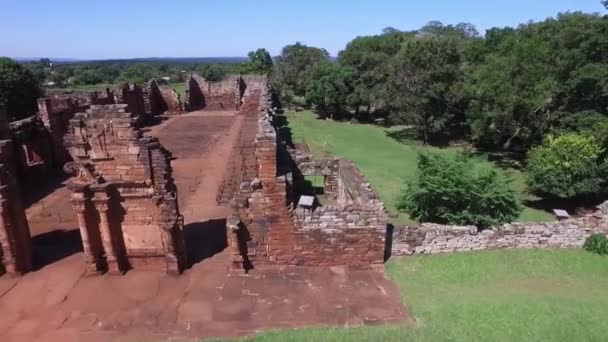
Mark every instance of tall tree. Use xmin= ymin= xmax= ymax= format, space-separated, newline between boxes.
xmin=244 ymin=48 xmax=273 ymax=75
xmin=338 ymin=31 xmax=407 ymax=116
xmin=0 ymin=57 xmax=43 ymax=120
xmin=389 ymin=38 xmax=463 ymax=144
xmin=305 ymin=63 xmax=356 ymax=119
xmin=273 ymin=42 xmax=330 ymax=97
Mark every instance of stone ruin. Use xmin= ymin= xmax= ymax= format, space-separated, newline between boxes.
xmin=0 ymin=106 xmax=33 ymax=275
xmin=226 ymin=83 xmax=388 ymax=270
xmin=4 ymin=72 xmax=605 ymax=279
xmin=63 ymin=104 xmax=185 ymax=274
xmin=185 ymin=74 xmax=241 ymax=111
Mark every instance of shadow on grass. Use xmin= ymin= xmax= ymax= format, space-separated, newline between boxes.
xmin=385 ymin=126 xmax=469 ymax=148
xmin=523 ymin=193 xmax=608 ymax=216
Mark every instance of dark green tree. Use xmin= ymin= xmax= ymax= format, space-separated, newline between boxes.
xmin=305 ymin=64 xmax=356 ymax=119
xmin=0 ymin=57 xmax=43 ymax=119
xmin=243 ymin=48 xmax=273 ymax=75
xmin=389 ymin=38 xmax=463 ymax=144
xmin=273 ymin=42 xmax=330 ymax=97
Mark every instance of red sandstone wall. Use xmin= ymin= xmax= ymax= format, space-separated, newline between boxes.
xmin=187 ymin=74 xmax=241 ymax=111
xmin=230 ymin=84 xmax=388 ymax=270
xmin=149 ymin=81 xmax=182 ymax=115
xmin=65 ymin=104 xmax=185 ymax=274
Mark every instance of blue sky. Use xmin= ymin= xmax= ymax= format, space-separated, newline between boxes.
xmin=1 ymin=0 xmax=605 ymax=59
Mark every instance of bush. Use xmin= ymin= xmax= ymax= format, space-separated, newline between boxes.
xmin=397 ymin=152 xmax=522 ymax=228
xmin=526 ymin=134 xmax=608 ymax=199
xmin=583 ymin=234 xmax=608 ymax=255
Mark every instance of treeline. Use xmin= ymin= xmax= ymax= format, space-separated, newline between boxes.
xmin=273 ymin=11 xmax=608 ymax=153
xmin=22 ymin=50 xmax=274 ymax=87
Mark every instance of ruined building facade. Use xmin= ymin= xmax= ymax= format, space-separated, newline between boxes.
xmin=63 ymin=104 xmax=185 ymax=274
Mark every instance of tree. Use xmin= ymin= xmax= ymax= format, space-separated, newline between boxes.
xmin=339 ymin=32 xmax=406 ymax=116
xmin=243 ymin=48 xmax=273 ymax=75
xmin=0 ymin=57 xmax=43 ymax=120
xmin=527 ymin=134 xmax=607 ymax=199
xmin=273 ymin=42 xmax=330 ymax=97
xmin=305 ymin=64 xmax=356 ymax=119
xmin=465 ymin=12 xmax=608 ymax=151
xmin=202 ymin=64 xmax=226 ymax=82
xmin=117 ymin=64 xmax=154 ymax=84
xmin=389 ymin=38 xmax=463 ymax=144
xmin=398 ymin=152 xmax=521 ymax=228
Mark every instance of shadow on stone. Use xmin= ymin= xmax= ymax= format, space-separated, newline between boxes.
xmin=384 ymin=224 xmax=394 ymax=262
xmin=184 ymin=218 xmax=228 ymax=268
xmin=32 ymin=229 xmax=83 ymax=270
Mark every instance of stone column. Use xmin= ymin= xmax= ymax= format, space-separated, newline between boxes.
xmin=227 ymin=217 xmax=244 ymax=271
xmin=159 ymin=200 xmax=184 ymax=275
xmin=71 ymin=197 xmax=100 ymax=275
xmin=0 ymin=165 xmax=32 ymax=275
xmin=162 ymin=227 xmax=179 ymax=275
xmin=93 ymin=193 xmax=121 ymax=274
xmin=0 ymin=198 xmax=17 ymax=274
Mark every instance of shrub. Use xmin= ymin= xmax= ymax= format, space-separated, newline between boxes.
xmin=397 ymin=152 xmax=522 ymax=228
xmin=526 ymin=134 xmax=607 ymax=199
xmin=583 ymin=234 xmax=608 ymax=255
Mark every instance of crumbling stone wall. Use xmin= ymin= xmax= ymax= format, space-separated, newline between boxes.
xmin=117 ymin=83 xmax=146 ymax=117
xmin=216 ymin=77 xmax=270 ymax=204
xmin=148 ymin=80 xmax=182 ymax=115
xmin=290 ymin=150 xmax=340 ymax=201
xmin=37 ymin=97 xmax=89 ymax=168
xmin=391 ymin=202 xmax=608 ymax=256
xmin=7 ymin=116 xmax=55 ymax=184
xmin=90 ymin=88 xmax=116 ymax=105
xmin=0 ymin=106 xmax=32 ymax=275
xmin=229 ymin=87 xmax=388 ymax=269
xmin=64 ymin=104 xmax=185 ymax=274
xmin=186 ymin=74 xmax=243 ymax=111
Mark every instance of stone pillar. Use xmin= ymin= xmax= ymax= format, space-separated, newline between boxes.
xmin=69 ymin=188 xmax=100 ymax=275
xmin=92 ymin=192 xmax=121 ymax=274
xmin=0 ymin=170 xmax=32 ymax=275
xmin=227 ymin=217 xmax=243 ymax=270
xmin=162 ymin=227 xmax=179 ymax=275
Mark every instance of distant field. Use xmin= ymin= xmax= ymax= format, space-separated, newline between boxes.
xmin=285 ymin=111 xmax=554 ymax=224
xmin=231 ymin=249 xmax=608 ymax=341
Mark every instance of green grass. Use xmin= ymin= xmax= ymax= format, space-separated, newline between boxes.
xmin=285 ymin=111 xmax=554 ymax=223
xmin=230 ymin=249 xmax=608 ymax=341
xmin=168 ymin=82 xmax=186 ymax=98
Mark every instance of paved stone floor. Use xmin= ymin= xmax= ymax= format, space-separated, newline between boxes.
xmin=0 ymin=111 xmax=412 ymax=341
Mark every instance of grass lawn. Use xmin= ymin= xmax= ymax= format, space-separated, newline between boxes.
xmin=231 ymin=249 xmax=608 ymax=341
xmin=285 ymin=111 xmax=554 ymax=223
xmin=168 ymin=82 xmax=186 ymax=98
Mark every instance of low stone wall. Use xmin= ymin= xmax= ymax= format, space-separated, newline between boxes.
xmin=391 ymin=203 xmax=608 ymax=256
